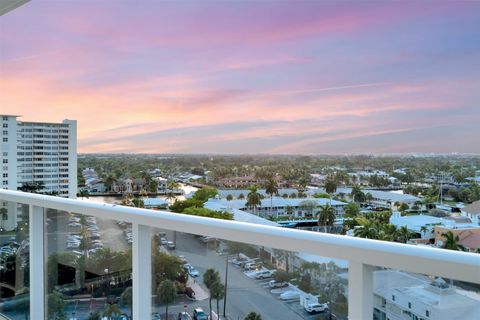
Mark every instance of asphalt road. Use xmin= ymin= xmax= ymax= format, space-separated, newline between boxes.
xmin=159 ymin=230 xmax=319 ymax=320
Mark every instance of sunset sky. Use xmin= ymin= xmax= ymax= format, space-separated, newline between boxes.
xmin=1 ymin=1 xmax=479 ymax=154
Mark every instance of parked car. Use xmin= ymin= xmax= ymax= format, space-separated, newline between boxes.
xmin=178 ymin=312 xmax=192 ymax=320
xmin=160 ymin=237 xmax=168 ymax=245
xmin=268 ymin=280 xmax=288 ymax=288
xmin=193 ymin=308 xmax=208 ymax=320
xmin=183 ymin=264 xmax=200 ymax=277
xmin=244 ymin=262 xmax=258 ymax=271
xmin=304 ymin=302 xmax=328 ymax=313
xmin=280 ymin=290 xmax=300 ymax=300
xmin=167 ymin=241 xmax=176 ymax=250
xmin=255 ymin=270 xmax=274 ymax=279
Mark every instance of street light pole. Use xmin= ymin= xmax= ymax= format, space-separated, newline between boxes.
xmin=223 ymin=253 xmax=229 ymax=318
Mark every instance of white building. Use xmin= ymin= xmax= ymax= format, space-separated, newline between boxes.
xmin=374 ymin=270 xmax=480 ymax=320
xmin=0 ymin=115 xmax=77 ymax=198
xmin=205 ymin=197 xmax=347 ymax=218
xmin=461 ymin=200 xmax=480 ymax=226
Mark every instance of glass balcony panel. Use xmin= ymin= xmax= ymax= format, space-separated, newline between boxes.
xmin=152 ymin=229 xmax=348 ymax=320
xmin=45 ymin=208 xmax=132 ymax=319
xmin=0 ymin=201 xmax=30 ymax=318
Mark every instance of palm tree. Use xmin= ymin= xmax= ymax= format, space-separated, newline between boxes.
xmin=265 ymin=179 xmax=279 ymax=218
xmin=103 ymin=175 xmax=116 ymax=192
xmin=354 ymin=219 xmax=379 ymax=239
xmin=441 ymin=231 xmax=466 ymax=251
xmin=120 ymin=287 xmax=132 ymax=319
xmin=351 ymin=184 xmax=365 ymax=203
xmin=244 ymin=312 xmax=262 ymax=320
xmin=103 ymin=303 xmax=121 ymax=320
xmin=203 ymin=268 xmax=220 ymax=318
xmin=324 ymin=177 xmax=337 ymax=200
xmin=210 ymin=279 xmax=225 ymax=317
xmin=316 ymin=204 xmax=336 ymax=233
xmin=246 ymin=185 xmax=262 ymax=216
xmin=157 ymin=279 xmax=176 ymax=320
xmin=397 ymin=226 xmax=413 ymax=243
xmin=419 ymin=226 xmax=428 ymax=237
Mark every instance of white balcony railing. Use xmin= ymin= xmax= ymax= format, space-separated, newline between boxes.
xmin=0 ymin=189 xmax=479 ymax=320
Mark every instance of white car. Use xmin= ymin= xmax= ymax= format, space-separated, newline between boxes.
xmin=280 ymin=290 xmax=300 ymax=300
xmin=255 ymin=270 xmax=273 ymax=279
xmin=304 ymin=303 xmax=328 ymax=313
xmin=268 ymin=280 xmax=288 ymax=288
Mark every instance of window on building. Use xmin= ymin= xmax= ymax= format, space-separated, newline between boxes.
xmin=426 ymin=310 xmax=430 ymax=317
xmin=2 ymin=138 xmax=7 ymax=142
xmin=2 ymin=116 xmax=7 ymax=121
xmin=392 ymin=295 xmax=395 ymax=301
xmin=408 ymin=302 xmax=412 ymax=309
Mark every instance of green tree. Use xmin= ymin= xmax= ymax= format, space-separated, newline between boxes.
xmin=246 ymin=185 xmax=262 ymax=215
xmin=169 ymin=198 xmax=204 ymax=213
xmin=103 ymin=303 xmax=122 ymax=320
xmin=226 ymin=194 xmax=233 ymax=201
xmin=211 ymin=280 xmax=225 ymax=317
xmin=344 ymin=203 xmax=360 ymax=218
xmin=203 ymin=268 xmax=221 ymax=318
xmin=397 ymin=226 xmax=413 ymax=243
xmin=351 ymin=184 xmax=365 ymax=203
xmin=441 ymin=231 xmax=466 ymax=251
xmin=120 ymin=286 xmax=133 ymax=318
xmin=324 ymin=177 xmax=337 ymax=198
xmin=353 ymin=218 xmax=379 ymax=239
xmin=87 ymin=311 xmax=101 ymax=320
xmin=398 ymin=202 xmax=409 ymax=213
xmin=265 ymin=178 xmax=279 ymax=217
xmin=316 ymin=204 xmax=336 ymax=233
xmin=244 ymin=312 xmax=262 ymax=320
xmin=157 ymin=279 xmax=176 ymax=320
xmin=192 ymin=187 xmax=218 ymax=202
xmin=47 ymin=291 xmax=66 ymax=320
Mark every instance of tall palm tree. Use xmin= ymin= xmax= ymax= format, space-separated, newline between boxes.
xmin=441 ymin=231 xmax=466 ymax=251
xmin=316 ymin=204 xmax=336 ymax=233
xmin=203 ymin=268 xmax=220 ymax=319
xmin=157 ymin=279 xmax=176 ymax=320
xmin=120 ymin=287 xmax=132 ymax=319
xmin=246 ymin=185 xmax=262 ymax=216
xmin=324 ymin=177 xmax=337 ymax=200
xmin=351 ymin=184 xmax=364 ymax=203
xmin=419 ymin=226 xmax=428 ymax=237
xmin=210 ymin=280 xmax=225 ymax=317
xmin=265 ymin=179 xmax=279 ymax=218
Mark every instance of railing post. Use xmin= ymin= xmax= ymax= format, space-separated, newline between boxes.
xmin=29 ymin=205 xmax=45 ymax=319
xmin=348 ymin=261 xmax=374 ymax=320
xmin=132 ymin=223 xmax=151 ymax=320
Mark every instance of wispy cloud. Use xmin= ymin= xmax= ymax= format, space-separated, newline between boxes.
xmin=1 ymin=1 xmax=479 ymax=153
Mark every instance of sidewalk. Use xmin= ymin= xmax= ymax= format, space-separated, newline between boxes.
xmin=187 ymin=277 xmax=209 ymax=301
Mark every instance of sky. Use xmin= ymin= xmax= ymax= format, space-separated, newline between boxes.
xmin=1 ymin=0 xmax=479 ymax=154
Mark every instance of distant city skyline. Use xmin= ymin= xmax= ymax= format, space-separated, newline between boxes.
xmin=1 ymin=1 xmax=479 ymax=154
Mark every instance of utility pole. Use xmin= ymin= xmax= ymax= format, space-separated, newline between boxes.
xmin=223 ymin=253 xmax=230 ymax=318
